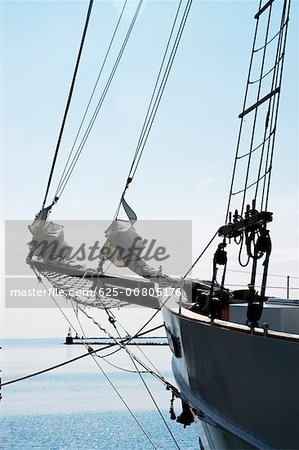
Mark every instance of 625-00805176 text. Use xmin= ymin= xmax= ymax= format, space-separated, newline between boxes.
xmin=9 ymin=287 xmax=182 ymax=298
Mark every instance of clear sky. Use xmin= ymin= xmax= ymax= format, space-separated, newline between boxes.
xmin=2 ymin=0 xmax=298 ymax=338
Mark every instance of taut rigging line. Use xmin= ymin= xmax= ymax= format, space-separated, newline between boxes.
xmin=225 ymin=0 xmax=291 ymax=221
xmin=41 ymin=0 xmax=143 ymax=213
xmin=54 ymin=0 xmax=129 ymax=200
xmin=115 ymin=0 xmax=193 ymax=218
xmin=73 ymin=304 xmax=182 ymax=449
xmin=42 ymin=0 xmax=94 ymax=211
xmin=54 ymin=0 xmax=143 ymax=203
xmin=0 ymin=324 xmax=164 ymax=388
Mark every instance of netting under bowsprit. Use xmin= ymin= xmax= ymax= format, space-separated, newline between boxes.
xmin=28 ymin=257 xmax=160 ymax=310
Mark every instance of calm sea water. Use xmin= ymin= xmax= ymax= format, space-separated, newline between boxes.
xmin=1 ymin=338 xmax=199 ymax=449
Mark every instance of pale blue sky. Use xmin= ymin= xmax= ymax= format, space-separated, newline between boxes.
xmin=2 ymin=0 xmax=298 ymax=337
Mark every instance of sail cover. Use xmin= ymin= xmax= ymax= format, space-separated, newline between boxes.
xmin=28 ymin=219 xmax=71 ymax=261
xmin=101 ymin=220 xmax=169 ymax=281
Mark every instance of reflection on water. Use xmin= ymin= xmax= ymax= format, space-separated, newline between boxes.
xmin=1 ymin=339 xmax=198 ymax=449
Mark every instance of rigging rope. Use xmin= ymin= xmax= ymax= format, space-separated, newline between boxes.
xmin=240 ymin=4 xmax=272 ymax=215
xmin=118 ymin=0 xmax=183 ymax=194
xmin=224 ymin=1 xmax=261 ymax=223
xmin=54 ymin=0 xmax=144 ymax=202
xmin=114 ymin=0 xmax=193 ymax=218
xmin=0 ymin=325 xmax=164 ymax=387
xmin=73 ymin=302 xmax=182 ymax=448
xmin=127 ymin=349 xmax=182 ymax=450
xmin=95 ymin=292 xmax=165 ymax=378
xmin=0 ymin=346 xmax=113 ymax=387
xmin=67 ymin=310 xmax=158 ymax=450
xmin=241 ymin=1 xmax=273 ymax=216
xmin=125 ymin=229 xmax=219 ymax=345
xmin=74 ymin=303 xmax=175 ymax=390
xmin=72 ymin=301 xmax=182 ymax=448
xmin=263 ymin=0 xmax=291 ymax=210
xmin=42 ymin=0 xmax=94 ymax=210
xmin=225 ymin=0 xmax=291 ymax=222
xmin=54 ymin=0 xmax=129 ymax=199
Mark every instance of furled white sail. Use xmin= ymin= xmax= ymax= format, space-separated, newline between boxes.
xmin=101 ymin=220 xmax=171 ymax=282
xmin=28 ymin=219 xmax=71 ymax=262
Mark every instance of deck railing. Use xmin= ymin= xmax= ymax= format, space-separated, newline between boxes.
xmin=220 ymin=269 xmax=299 ymax=299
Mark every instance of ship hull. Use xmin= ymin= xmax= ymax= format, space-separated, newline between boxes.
xmin=162 ymin=305 xmax=299 ymax=449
